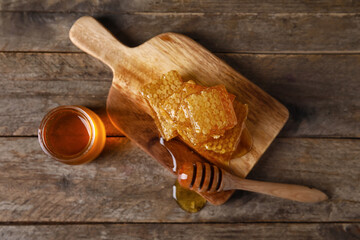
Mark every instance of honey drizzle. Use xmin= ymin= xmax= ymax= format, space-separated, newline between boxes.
xmin=173 ymin=180 xmax=207 ymax=213
xmin=159 ymin=137 xmax=177 ymax=173
xmin=142 ymin=71 xmax=252 ymax=212
xmin=160 ymin=133 xmax=252 ymax=213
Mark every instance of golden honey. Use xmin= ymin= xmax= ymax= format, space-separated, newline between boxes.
xmin=181 ymin=85 xmax=237 ymax=143
xmin=141 ymin=70 xmax=249 ymax=170
xmin=38 ymin=106 xmax=106 ymax=165
xmin=173 ymin=180 xmax=207 ymax=213
xmin=141 ymin=70 xmax=183 ymax=140
xmin=161 ymin=81 xmax=205 ymax=120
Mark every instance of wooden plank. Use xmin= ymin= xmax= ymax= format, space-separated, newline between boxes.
xmin=1 ymin=53 xmax=359 ymax=137
xmin=0 ymin=81 xmax=120 ymax=136
xmin=0 ymin=223 xmax=359 ymax=240
xmin=0 ymin=52 xmax=120 ymax=136
xmin=0 ymin=137 xmax=359 ymax=222
xmin=1 ymin=0 xmax=360 ymax=13
xmin=219 ymin=53 xmax=360 ymax=138
xmin=0 ymin=52 xmax=110 ymax=82
xmin=1 ymin=12 xmax=360 ymax=52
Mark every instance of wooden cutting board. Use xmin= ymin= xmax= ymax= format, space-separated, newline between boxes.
xmin=69 ymin=16 xmax=289 ymax=205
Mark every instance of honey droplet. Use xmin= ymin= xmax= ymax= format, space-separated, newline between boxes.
xmin=173 ymin=180 xmax=206 ymax=213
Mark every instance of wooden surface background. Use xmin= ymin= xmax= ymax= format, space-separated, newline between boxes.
xmin=0 ymin=1 xmax=359 ymax=239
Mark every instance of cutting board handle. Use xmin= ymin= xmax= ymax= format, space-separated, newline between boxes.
xmin=69 ymin=16 xmax=128 ymax=72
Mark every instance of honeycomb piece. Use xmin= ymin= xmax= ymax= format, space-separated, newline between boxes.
xmin=176 ymin=89 xmax=237 ymax=146
xmin=140 ymin=70 xmax=183 ymax=140
xmin=141 ymin=70 xmax=183 ymax=106
xmin=161 ymin=81 xmax=205 ymax=120
xmin=161 ymin=90 xmax=182 ymax=120
xmin=200 ymin=149 xmax=232 ymax=169
xmin=179 ymin=101 xmax=248 ymax=169
xmin=181 ymin=85 xmax=237 ymax=143
xmin=176 ymin=102 xmax=203 ymax=145
xmin=176 ymin=90 xmax=235 ymax=126
xmin=175 ymin=104 xmax=189 ymax=124
xmin=156 ymin=108 xmax=179 ymax=140
xmin=203 ymin=103 xmax=248 ymax=154
xmin=177 ymin=126 xmax=233 ymax=169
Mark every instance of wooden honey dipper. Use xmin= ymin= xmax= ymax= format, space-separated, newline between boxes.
xmin=178 ymin=162 xmax=328 ymax=203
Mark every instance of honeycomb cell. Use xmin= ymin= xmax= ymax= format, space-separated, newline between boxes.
xmin=176 ymin=103 xmax=202 ymax=145
xmin=203 ymin=103 xmax=248 ymax=154
xmin=156 ymin=108 xmax=179 ymax=140
xmin=161 ymin=81 xmax=205 ymax=121
xmin=175 ymin=104 xmax=189 ymax=125
xmin=141 ymin=70 xmax=249 ymax=169
xmin=181 ymin=85 xmax=237 ymax=144
xmin=161 ymin=90 xmax=182 ymax=120
xmin=179 ymin=101 xmax=248 ymax=169
xmin=140 ymin=70 xmax=183 ymax=140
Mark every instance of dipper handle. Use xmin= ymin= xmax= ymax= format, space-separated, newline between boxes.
xmin=178 ymin=162 xmax=328 ymax=203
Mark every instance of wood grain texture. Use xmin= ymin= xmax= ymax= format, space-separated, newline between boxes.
xmin=1 ymin=0 xmax=360 ymax=13
xmin=0 ymin=224 xmax=359 ymax=240
xmin=221 ymin=53 xmax=360 ymax=138
xmin=0 ymin=79 xmax=117 ymax=137
xmin=68 ymin=16 xmax=251 ymax=204
xmin=1 ymin=53 xmax=359 ymax=138
xmin=69 ymin=16 xmax=288 ymax=188
xmin=0 ymin=52 xmax=110 ymax=82
xmin=0 ymin=0 xmax=359 ymax=236
xmin=1 ymin=12 xmax=360 ymax=52
xmin=0 ymin=137 xmax=358 ymax=222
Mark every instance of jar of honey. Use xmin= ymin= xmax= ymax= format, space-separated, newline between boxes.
xmin=38 ymin=106 xmax=106 ymax=165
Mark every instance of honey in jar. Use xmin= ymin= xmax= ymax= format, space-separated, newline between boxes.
xmin=38 ymin=105 xmax=106 ymax=165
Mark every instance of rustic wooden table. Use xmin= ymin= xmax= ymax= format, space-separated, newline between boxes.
xmin=1 ymin=1 xmax=359 ymax=239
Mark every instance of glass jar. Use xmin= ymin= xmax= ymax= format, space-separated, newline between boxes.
xmin=38 ymin=105 xmax=106 ymax=165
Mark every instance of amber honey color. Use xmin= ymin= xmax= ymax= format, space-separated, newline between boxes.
xmin=141 ymin=70 xmax=249 ymax=170
xmin=44 ymin=109 xmax=90 ymax=157
xmin=38 ymin=106 xmax=106 ymax=165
